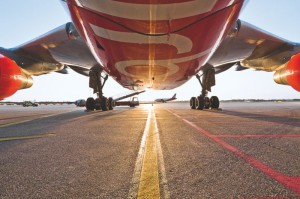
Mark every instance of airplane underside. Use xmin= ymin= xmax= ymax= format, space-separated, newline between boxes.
xmin=64 ymin=0 xmax=244 ymax=110
xmin=66 ymin=0 xmax=244 ymax=91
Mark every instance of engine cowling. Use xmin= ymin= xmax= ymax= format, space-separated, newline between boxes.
xmin=274 ymin=52 xmax=300 ymax=91
xmin=0 ymin=54 xmax=33 ymax=100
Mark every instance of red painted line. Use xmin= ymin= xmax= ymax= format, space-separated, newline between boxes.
xmin=196 ymin=121 xmax=300 ymax=124
xmin=244 ymin=196 xmax=292 ymax=199
xmin=214 ymin=134 xmax=300 ymax=138
xmin=167 ymin=109 xmax=300 ymax=195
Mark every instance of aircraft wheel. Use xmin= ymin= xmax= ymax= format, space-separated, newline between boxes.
xmin=101 ymin=97 xmax=109 ymax=111
xmin=196 ymin=96 xmax=205 ymax=110
xmin=190 ymin=97 xmax=196 ymax=109
xmin=94 ymin=98 xmax=101 ymax=110
xmin=86 ymin=97 xmax=95 ymax=111
xmin=210 ymin=96 xmax=220 ymax=109
xmin=108 ymin=97 xmax=114 ymax=110
xmin=204 ymin=97 xmax=210 ymax=109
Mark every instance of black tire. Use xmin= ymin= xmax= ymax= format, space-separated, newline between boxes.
xmin=204 ymin=97 xmax=210 ymax=109
xmin=210 ymin=96 xmax=220 ymax=109
xmin=190 ymin=97 xmax=196 ymax=109
xmin=108 ymin=97 xmax=114 ymax=110
xmin=101 ymin=97 xmax=109 ymax=111
xmin=86 ymin=97 xmax=95 ymax=111
xmin=196 ymin=96 xmax=205 ymax=110
xmin=94 ymin=98 xmax=101 ymax=110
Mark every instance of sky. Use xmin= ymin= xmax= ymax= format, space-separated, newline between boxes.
xmin=1 ymin=0 xmax=300 ymax=101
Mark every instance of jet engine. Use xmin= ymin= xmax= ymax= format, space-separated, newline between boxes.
xmin=0 ymin=54 xmax=33 ymax=100
xmin=274 ymin=53 xmax=300 ymax=91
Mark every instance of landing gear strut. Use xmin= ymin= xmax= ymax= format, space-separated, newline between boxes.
xmin=85 ymin=65 xmax=114 ymax=111
xmin=190 ymin=68 xmax=219 ymax=110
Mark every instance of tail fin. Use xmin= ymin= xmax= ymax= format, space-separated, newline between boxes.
xmin=172 ymin=93 xmax=176 ymax=98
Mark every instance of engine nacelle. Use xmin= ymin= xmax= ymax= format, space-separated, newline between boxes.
xmin=274 ymin=52 xmax=300 ymax=91
xmin=0 ymin=54 xmax=33 ymax=100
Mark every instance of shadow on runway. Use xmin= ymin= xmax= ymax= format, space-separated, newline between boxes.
xmin=214 ymin=110 xmax=300 ymax=128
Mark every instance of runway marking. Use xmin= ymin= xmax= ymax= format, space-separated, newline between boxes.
xmin=0 ymin=109 xmax=115 ymax=128
xmin=0 ymin=120 xmax=31 ymax=127
xmin=128 ymin=107 xmax=169 ymax=199
xmin=153 ymin=110 xmax=171 ymax=199
xmin=0 ymin=111 xmax=75 ymax=128
xmin=166 ymin=109 xmax=300 ymax=196
xmin=0 ymin=113 xmax=50 ymax=121
xmin=128 ymin=108 xmax=152 ymax=199
xmin=138 ymin=114 xmax=160 ymax=199
xmin=214 ymin=134 xmax=300 ymax=138
xmin=0 ymin=133 xmax=55 ymax=142
xmin=195 ymin=121 xmax=300 ymax=124
xmin=244 ymin=196 xmax=292 ymax=199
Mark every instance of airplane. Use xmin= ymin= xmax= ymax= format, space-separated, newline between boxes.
xmin=1 ymin=0 xmax=300 ymax=111
xmin=155 ymin=94 xmax=177 ymax=103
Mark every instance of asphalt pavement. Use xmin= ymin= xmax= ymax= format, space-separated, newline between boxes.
xmin=0 ymin=102 xmax=300 ymax=198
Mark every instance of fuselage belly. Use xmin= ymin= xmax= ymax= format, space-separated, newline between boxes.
xmin=66 ymin=0 xmax=244 ymax=90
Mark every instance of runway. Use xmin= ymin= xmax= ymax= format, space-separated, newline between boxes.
xmin=0 ymin=102 xmax=300 ymax=198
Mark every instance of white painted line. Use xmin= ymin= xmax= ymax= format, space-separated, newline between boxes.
xmin=128 ymin=107 xmax=170 ymax=198
xmin=128 ymin=108 xmax=151 ymax=199
xmin=153 ymin=109 xmax=170 ymax=199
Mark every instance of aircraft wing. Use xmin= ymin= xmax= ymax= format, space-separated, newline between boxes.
xmin=209 ymin=19 xmax=300 ymax=73
xmin=0 ymin=22 xmax=97 ymax=77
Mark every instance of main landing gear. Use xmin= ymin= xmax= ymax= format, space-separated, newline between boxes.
xmin=85 ymin=66 xmax=115 ymax=111
xmin=190 ymin=68 xmax=220 ymax=110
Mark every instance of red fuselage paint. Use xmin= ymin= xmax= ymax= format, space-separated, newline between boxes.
xmin=65 ymin=0 xmax=245 ymax=90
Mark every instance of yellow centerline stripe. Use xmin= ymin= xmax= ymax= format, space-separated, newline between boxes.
xmin=0 ymin=111 xmax=76 ymax=128
xmin=129 ymin=107 xmax=169 ymax=199
xmin=128 ymin=109 xmax=152 ymax=199
xmin=138 ymin=111 xmax=160 ymax=198
xmin=153 ymin=109 xmax=170 ymax=199
xmin=0 ymin=120 xmax=31 ymax=128
xmin=0 ymin=133 xmax=55 ymax=142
